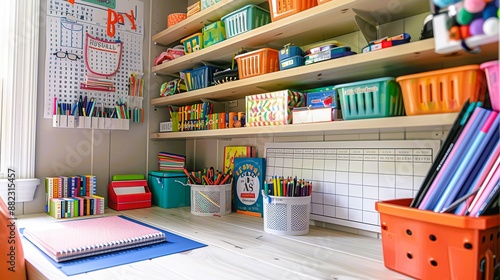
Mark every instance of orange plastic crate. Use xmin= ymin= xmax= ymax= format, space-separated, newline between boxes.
xmin=396 ymin=65 xmax=486 ymax=115
xmin=268 ymin=0 xmax=318 ymax=22
xmin=234 ymin=48 xmax=279 ymax=79
xmin=376 ymin=198 xmax=500 ymax=280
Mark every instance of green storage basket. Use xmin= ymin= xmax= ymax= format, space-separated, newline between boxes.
xmin=221 ymin=4 xmax=271 ymax=39
xmin=336 ymin=77 xmax=405 ymax=120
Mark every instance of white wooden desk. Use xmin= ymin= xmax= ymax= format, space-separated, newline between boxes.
xmin=17 ymin=207 xmax=413 ymax=280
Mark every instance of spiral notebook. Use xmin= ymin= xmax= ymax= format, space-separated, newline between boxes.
xmin=22 ymin=215 xmax=166 ymax=262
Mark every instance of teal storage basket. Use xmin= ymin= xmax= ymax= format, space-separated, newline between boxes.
xmin=182 ymin=65 xmax=222 ymax=91
xmin=336 ymin=77 xmax=405 ymax=120
xmin=148 ymin=171 xmax=190 ymax=208
xmin=221 ymin=4 xmax=271 ymax=39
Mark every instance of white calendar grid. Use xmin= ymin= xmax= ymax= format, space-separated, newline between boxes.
xmin=264 ymin=140 xmax=441 ymax=233
xmin=44 ymin=0 xmax=144 ymax=118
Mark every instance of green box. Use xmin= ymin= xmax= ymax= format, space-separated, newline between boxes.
xmin=148 ymin=171 xmax=190 ymax=208
xmin=203 ymin=21 xmax=225 ymax=48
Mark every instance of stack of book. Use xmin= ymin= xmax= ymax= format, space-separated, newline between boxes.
xmin=411 ymin=101 xmax=499 ymax=216
xmin=45 ymin=175 xmax=104 ymax=219
xmin=158 ymin=152 xmax=186 ymax=172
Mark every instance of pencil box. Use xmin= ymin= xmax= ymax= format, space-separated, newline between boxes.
xmin=302 ymin=39 xmax=343 ymax=55
xmin=213 ymin=68 xmax=239 ymax=85
xmin=362 ymin=33 xmax=411 ymax=53
xmin=279 ymin=44 xmax=304 ymax=61
xmin=304 ymin=47 xmax=355 ymax=65
xmin=280 ymin=55 xmax=305 ymax=70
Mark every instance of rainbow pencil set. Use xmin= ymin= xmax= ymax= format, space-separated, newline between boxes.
xmin=264 ymin=176 xmax=311 ymax=197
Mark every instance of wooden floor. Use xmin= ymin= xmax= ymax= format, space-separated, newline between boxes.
xmin=17 ymin=206 xmax=413 ymax=280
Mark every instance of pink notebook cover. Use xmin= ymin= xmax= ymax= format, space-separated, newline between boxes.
xmin=23 ymin=216 xmax=165 ymax=262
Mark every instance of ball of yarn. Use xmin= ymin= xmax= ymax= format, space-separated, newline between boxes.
xmin=469 ymin=18 xmax=485 ymax=35
xmin=457 ymin=7 xmax=475 ymax=25
xmin=483 ymin=17 xmax=499 ymax=34
xmin=460 ymin=24 xmax=471 ymax=39
xmin=482 ymin=3 xmax=498 ymax=18
xmin=464 ymin=0 xmax=487 ymax=13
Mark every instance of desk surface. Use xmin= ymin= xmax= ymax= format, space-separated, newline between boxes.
xmin=17 ymin=206 xmax=413 ymax=280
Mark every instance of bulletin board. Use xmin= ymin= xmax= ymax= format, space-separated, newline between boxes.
xmin=264 ymin=140 xmax=441 ymax=233
xmin=44 ymin=0 xmax=144 ymax=118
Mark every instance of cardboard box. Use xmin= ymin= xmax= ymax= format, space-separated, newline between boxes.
xmin=292 ymin=107 xmax=340 ymax=124
xmin=245 ymin=90 xmax=305 ymax=126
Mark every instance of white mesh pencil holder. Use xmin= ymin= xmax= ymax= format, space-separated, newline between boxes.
xmin=189 ymin=184 xmax=232 ymax=216
xmin=263 ymin=194 xmax=311 ymax=235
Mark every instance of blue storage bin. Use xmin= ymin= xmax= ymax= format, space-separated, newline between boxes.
xmin=335 ymin=77 xmax=405 ymax=120
xmin=279 ymin=45 xmax=304 ymax=61
xmin=182 ymin=65 xmax=222 ymax=91
xmin=280 ymin=55 xmax=304 ymax=70
xmin=148 ymin=171 xmax=190 ymax=208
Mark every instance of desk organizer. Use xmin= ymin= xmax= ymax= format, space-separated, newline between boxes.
xmin=148 ymin=171 xmax=190 ymax=208
xmin=190 ymin=184 xmax=232 ymax=216
xmin=182 ymin=65 xmax=222 ymax=91
xmin=263 ymin=195 xmax=311 ymax=235
xmin=268 ymin=0 xmax=317 ymax=22
xmin=481 ymin=60 xmax=499 ymax=111
xmin=221 ymin=4 xmax=271 ymax=39
xmin=396 ymin=65 xmax=486 ymax=115
xmin=108 ymin=179 xmax=151 ymax=211
xmin=235 ymin=48 xmax=279 ymax=79
xmin=336 ymin=77 xmax=405 ymax=120
xmin=376 ymin=198 xmax=500 ymax=280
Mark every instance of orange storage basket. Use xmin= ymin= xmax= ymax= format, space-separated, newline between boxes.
xmin=167 ymin=13 xmax=187 ymax=28
xmin=234 ymin=48 xmax=279 ymax=79
xmin=396 ymin=65 xmax=486 ymax=115
xmin=376 ymin=198 xmax=499 ymax=280
xmin=268 ymin=0 xmax=318 ymax=22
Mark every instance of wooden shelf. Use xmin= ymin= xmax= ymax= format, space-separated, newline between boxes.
xmin=151 ymin=39 xmax=499 ymax=107
xmin=152 ymin=0 xmax=430 ymax=75
xmin=150 ymin=113 xmax=458 ymax=140
xmin=152 ymin=0 xmax=266 ymax=46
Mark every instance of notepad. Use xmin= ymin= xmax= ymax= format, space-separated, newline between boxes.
xmin=22 ymin=216 xmax=166 ymax=262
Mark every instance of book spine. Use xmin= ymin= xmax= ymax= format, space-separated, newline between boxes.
xmin=53 ymin=177 xmax=59 ymax=199
xmin=45 ymin=177 xmax=54 ymax=213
